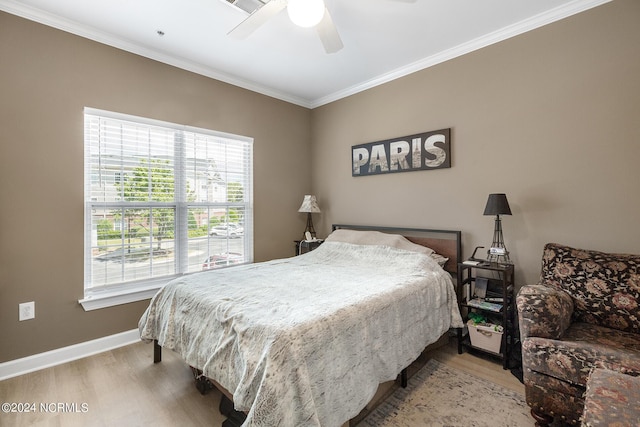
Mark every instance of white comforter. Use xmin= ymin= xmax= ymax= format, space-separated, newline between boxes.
xmin=139 ymin=241 xmax=462 ymax=427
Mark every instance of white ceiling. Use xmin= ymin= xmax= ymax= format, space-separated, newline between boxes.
xmin=1 ymin=0 xmax=610 ymax=108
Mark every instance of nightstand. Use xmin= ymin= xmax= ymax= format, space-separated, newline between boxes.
xmin=456 ymin=262 xmax=515 ymax=369
xmin=294 ymin=240 xmax=323 ymax=256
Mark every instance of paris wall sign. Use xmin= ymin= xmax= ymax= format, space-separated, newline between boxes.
xmin=351 ymin=128 xmax=451 ymax=177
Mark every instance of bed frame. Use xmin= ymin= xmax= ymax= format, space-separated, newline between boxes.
xmin=152 ymin=224 xmax=462 ymax=427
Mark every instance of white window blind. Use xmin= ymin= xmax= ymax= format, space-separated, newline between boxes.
xmin=82 ymin=108 xmax=253 ymax=309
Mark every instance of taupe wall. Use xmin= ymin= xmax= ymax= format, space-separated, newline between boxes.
xmin=0 ymin=12 xmax=311 ymax=362
xmin=310 ymin=0 xmax=640 ymax=287
xmin=2 ymin=0 xmax=639 ymax=364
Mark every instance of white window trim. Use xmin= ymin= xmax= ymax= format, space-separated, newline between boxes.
xmin=80 ymin=108 xmax=253 ymax=311
xmin=79 ymin=278 xmax=170 ymax=311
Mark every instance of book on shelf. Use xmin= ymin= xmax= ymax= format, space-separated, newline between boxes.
xmin=466 ymin=298 xmax=503 ymax=312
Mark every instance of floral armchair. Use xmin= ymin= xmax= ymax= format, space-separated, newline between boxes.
xmin=516 ymin=243 xmax=640 ymax=426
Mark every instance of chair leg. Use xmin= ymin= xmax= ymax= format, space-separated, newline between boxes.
xmin=531 ymin=408 xmax=554 ymax=426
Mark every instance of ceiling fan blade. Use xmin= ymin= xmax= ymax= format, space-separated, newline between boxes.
xmin=228 ymin=0 xmax=288 ymax=39
xmin=316 ymin=7 xmax=343 ymax=54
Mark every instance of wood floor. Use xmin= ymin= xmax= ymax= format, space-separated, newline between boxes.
xmin=0 ymin=336 xmax=525 ymax=427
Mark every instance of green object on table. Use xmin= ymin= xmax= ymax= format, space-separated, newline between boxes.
xmin=468 ymin=312 xmax=486 ymax=324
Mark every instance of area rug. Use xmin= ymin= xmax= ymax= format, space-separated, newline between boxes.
xmin=358 ymin=359 xmax=532 ymax=426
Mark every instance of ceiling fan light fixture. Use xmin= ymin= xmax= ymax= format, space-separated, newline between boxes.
xmin=287 ymin=0 xmax=325 ymax=28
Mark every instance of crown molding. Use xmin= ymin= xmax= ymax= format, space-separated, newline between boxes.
xmin=310 ymin=0 xmax=612 ymax=108
xmin=1 ymin=0 xmax=611 ymax=110
xmin=0 ymin=0 xmax=313 ymax=108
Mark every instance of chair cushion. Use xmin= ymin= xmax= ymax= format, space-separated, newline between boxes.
xmin=522 ymin=322 xmax=640 ymax=386
xmin=541 ymin=243 xmax=640 ymax=333
xmin=582 ymin=368 xmax=640 ymax=427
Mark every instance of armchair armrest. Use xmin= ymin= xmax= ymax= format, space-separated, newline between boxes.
xmin=517 ymin=284 xmax=574 ymax=340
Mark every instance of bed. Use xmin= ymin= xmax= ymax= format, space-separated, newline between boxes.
xmin=139 ymin=224 xmax=463 ymax=427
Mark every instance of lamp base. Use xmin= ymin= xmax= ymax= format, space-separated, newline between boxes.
xmin=303 ymin=213 xmax=316 ymax=240
xmin=487 ymin=250 xmax=512 ymax=264
xmin=488 ymin=216 xmax=512 ymax=264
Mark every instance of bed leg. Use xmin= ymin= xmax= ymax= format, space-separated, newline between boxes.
xmin=190 ymin=367 xmax=214 ymax=395
xmin=219 ymin=395 xmax=247 ymax=427
xmin=401 ymin=368 xmax=408 ymax=388
xmin=153 ymin=339 xmax=162 ymax=363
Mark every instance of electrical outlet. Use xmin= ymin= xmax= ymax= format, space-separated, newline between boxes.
xmin=19 ymin=301 xmax=35 ymax=321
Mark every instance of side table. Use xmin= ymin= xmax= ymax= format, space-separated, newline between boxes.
xmin=294 ymin=239 xmax=323 ymax=256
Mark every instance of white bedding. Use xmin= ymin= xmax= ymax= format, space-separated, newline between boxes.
xmin=139 ymin=241 xmax=463 ymax=427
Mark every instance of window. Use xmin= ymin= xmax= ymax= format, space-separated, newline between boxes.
xmin=81 ymin=108 xmax=253 ymax=310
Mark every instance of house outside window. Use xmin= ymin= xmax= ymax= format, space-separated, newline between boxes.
xmin=81 ymin=108 xmax=253 ymax=310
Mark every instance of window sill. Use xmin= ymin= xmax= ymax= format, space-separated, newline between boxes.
xmin=79 ymin=282 xmax=167 ymax=311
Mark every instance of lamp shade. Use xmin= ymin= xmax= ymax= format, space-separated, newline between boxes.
xmin=483 ymin=193 xmax=512 ymax=216
xmin=298 ymin=195 xmax=321 ymax=213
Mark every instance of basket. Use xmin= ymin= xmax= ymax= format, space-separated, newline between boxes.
xmin=467 ymin=319 xmax=503 ymax=354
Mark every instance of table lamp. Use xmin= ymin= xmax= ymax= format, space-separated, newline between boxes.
xmin=483 ymin=193 xmax=512 ymax=264
xmin=298 ymin=195 xmax=321 ymax=239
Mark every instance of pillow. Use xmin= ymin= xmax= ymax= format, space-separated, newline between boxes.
xmin=325 ymin=229 xmax=435 ymax=256
xmin=430 ymin=253 xmax=449 ymax=268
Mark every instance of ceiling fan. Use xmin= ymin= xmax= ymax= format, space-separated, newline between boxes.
xmin=227 ymin=0 xmax=416 ymax=54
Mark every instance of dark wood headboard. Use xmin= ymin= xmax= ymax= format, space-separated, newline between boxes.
xmin=331 ymin=224 xmax=462 ymax=276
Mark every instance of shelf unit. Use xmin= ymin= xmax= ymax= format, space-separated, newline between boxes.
xmin=456 ymin=262 xmax=515 ymax=369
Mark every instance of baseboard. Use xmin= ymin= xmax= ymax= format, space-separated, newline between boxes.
xmin=0 ymin=329 xmax=141 ymax=381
